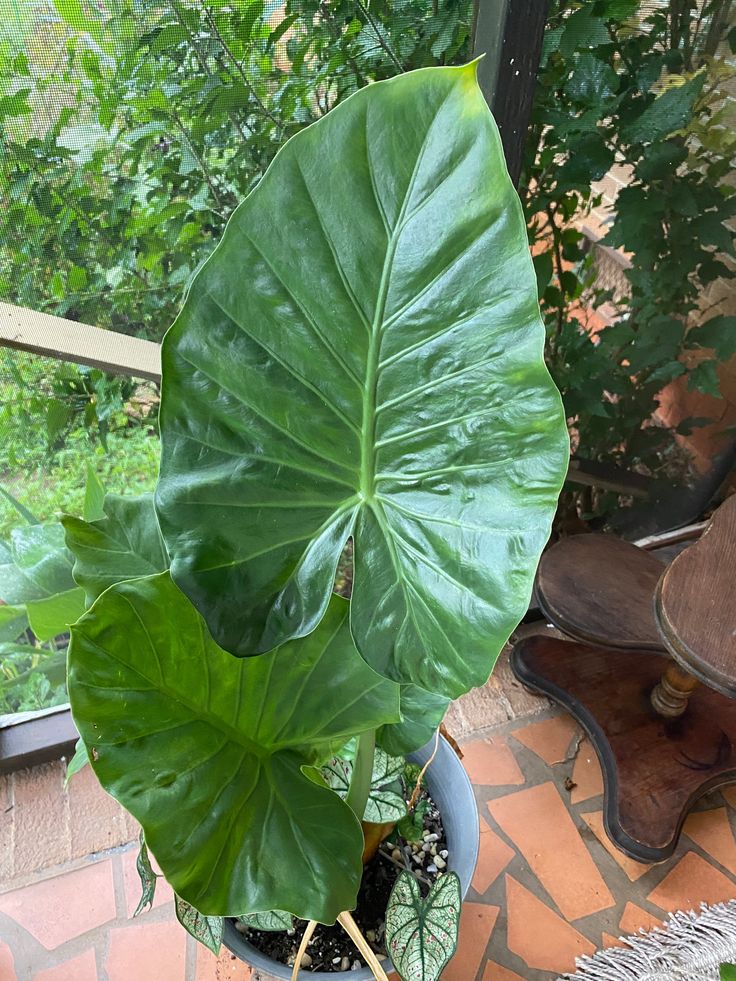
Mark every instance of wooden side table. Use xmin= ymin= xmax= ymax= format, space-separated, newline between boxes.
xmin=511 ymin=496 xmax=736 ymax=863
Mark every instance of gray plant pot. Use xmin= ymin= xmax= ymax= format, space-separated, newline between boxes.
xmin=223 ymin=733 xmax=479 ymax=980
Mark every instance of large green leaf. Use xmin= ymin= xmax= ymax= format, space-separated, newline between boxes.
xmin=26 ymin=588 xmax=86 ymax=641
xmin=377 ymin=684 xmax=449 ymax=756
xmin=385 ymin=870 xmax=461 ymax=981
xmin=62 ymin=493 xmax=168 ymax=605
xmin=0 ymin=526 xmax=82 ymax=638
xmin=0 ymin=603 xmax=28 ymax=644
xmin=68 ymin=574 xmax=400 ymax=922
xmin=0 ymin=525 xmax=76 ymax=605
xmin=155 ymin=63 xmax=568 ymax=699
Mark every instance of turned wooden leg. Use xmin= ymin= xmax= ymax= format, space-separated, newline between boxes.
xmin=650 ymin=662 xmax=700 ymax=718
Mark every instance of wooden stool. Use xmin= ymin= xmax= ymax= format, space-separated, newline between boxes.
xmin=512 ymin=496 xmax=736 ymax=862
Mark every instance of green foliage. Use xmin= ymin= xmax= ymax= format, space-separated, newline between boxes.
xmin=69 ymin=575 xmax=400 ymax=921
xmin=156 ymin=65 xmax=569 ymax=700
xmin=0 ymin=351 xmax=144 ymax=470
xmin=0 ymin=425 xmax=160 ymax=538
xmin=62 ymin=492 xmax=168 ymax=605
xmin=0 ymin=0 xmax=473 ymax=341
xmin=385 ymin=870 xmax=461 ymax=981
xmin=397 ymin=799 xmax=430 ymax=842
xmin=64 ymin=737 xmax=89 ymax=786
xmin=64 ymin=67 xmax=567 ymax=943
xmin=524 ymin=0 xmax=736 ymax=520
xmin=378 ymin=686 xmax=449 ymax=757
xmin=720 ymin=965 xmax=736 ymax=981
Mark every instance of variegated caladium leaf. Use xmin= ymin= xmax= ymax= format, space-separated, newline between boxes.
xmin=385 ymin=871 xmax=461 ymax=981
xmin=175 ymin=895 xmax=223 ymax=954
xmin=134 ymin=831 xmax=157 ymax=917
xmin=323 ymin=747 xmax=407 ymax=823
xmin=237 ymin=910 xmax=294 ymax=931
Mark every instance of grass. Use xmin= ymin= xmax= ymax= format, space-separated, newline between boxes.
xmin=0 ymin=424 xmax=160 ymax=535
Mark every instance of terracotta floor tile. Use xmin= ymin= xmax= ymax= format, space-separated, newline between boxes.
xmin=120 ymin=843 xmax=174 ymax=917
xmin=570 ymin=742 xmax=604 ymax=805
xmin=648 ymin=851 xmax=736 ymax=913
xmin=0 ymin=859 xmax=116 ymax=950
xmin=619 ymin=902 xmax=663 ymax=935
xmin=472 ymin=816 xmax=515 ymax=895
xmin=683 ymin=808 xmax=736 ymax=876
xmin=0 ymin=940 xmax=16 ymax=981
xmin=196 ymin=944 xmax=253 ymax=979
xmin=461 ymin=736 xmax=524 ymax=787
xmin=441 ymin=902 xmax=499 ymax=981
xmin=722 ymin=786 xmax=736 ymax=810
xmin=505 ymin=876 xmax=595 ymax=974
xmin=581 ymin=811 xmax=652 ymax=882
xmin=488 ymin=783 xmax=615 ymax=920
xmin=482 ymin=961 xmax=526 ymax=981
xmin=106 ymin=919 xmax=186 ymax=980
xmin=602 ymin=932 xmax=626 ymax=949
xmin=512 ymin=713 xmax=580 ymax=765
xmin=33 ymin=949 xmax=98 ymax=980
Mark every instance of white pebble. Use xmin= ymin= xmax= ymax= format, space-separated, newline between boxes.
xmin=366 ymin=929 xmax=376 ymax=942
xmin=413 ymin=851 xmax=425 ymax=864
xmin=391 ymin=848 xmax=402 ymax=862
xmin=427 ymin=863 xmax=438 ymax=873
xmin=421 ymin=842 xmax=431 ymax=852
xmin=434 ymin=855 xmax=447 ymax=869
xmin=430 ymin=845 xmax=437 ymax=856
xmin=439 ymin=849 xmax=448 ymax=859
xmin=422 ymin=830 xmax=431 ymax=840
xmin=351 ymin=961 xmax=362 ymax=971
xmin=333 ymin=956 xmax=342 ymax=964
xmin=425 ymin=833 xmax=439 ymax=842
xmin=341 ymin=956 xmax=351 ymax=971
xmin=300 ymin=953 xmax=313 ymax=968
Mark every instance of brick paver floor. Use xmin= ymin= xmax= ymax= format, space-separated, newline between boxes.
xmin=2 ymin=633 xmax=736 ymax=979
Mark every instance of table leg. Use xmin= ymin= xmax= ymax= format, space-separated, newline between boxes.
xmin=650 ymin=662 xmax=700 ymax=718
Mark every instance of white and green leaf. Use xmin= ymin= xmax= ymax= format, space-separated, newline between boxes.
xmin=323 ymin=747 xmax=408 ymax=823
xmin=385 ymin=871 xmax=461 ymax=981
xmin=175 ymin=895 xmax=223 ymax=955
xmin=134 ymin=832 xmax=157 ymax=917
xmin=237 ymin=910 xmax=294 ymax=932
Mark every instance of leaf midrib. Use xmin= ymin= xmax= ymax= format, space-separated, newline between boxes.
xmin=359 ymin=91 xmax=452 ymax=503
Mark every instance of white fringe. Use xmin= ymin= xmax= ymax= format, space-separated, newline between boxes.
xmin=560 ymin=901 xmax=736 ymax=981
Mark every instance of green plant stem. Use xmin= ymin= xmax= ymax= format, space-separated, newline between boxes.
xmin=345 ymin=729 xmax=375 ymax=821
